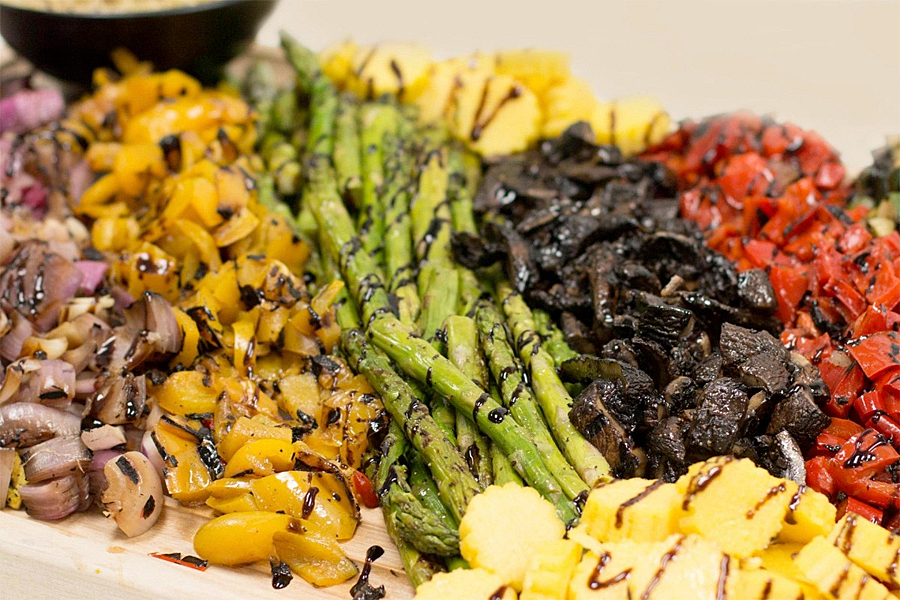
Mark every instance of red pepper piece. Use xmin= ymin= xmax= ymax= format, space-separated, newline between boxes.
xmin=868 ymin=413 xmax=900 ymax=447
xmin=805 ymin=456 xmax=836 ymax=497
xmin=813 ymin=432 xmax=851 ymax=457
xmin=854 ymin=391 xmax=885 ymax=422
xmin=836 ymin=496 xmax=884 ymax=524
xmin=843 ymin=478 xmax=900 ymax=510
xmin=824 ymin=361 xmax=865 ymax=418
xmin=149 ymin=552 xmax=209 ymax=571
xmin=815 ymin=161 xmax=846 ymax=190
xmin=847 ymin=331 xmax=900 ymax=380
xmin=352 ymin=469 xmax=379 ymax=509
xmin=824 ymin=418 xmax=866 ymax=441
xmin=828 ymin=278 xmax=869 ymax=321
xmin=769 ymin=265 xmax=809 ymax=325
xmin=833 ymin=429 xmax=899 ymax=476
xmin=849 ymin=305 xmax=891 ymax=339
xmin=838 ymin=224 xmax=873 ymax=254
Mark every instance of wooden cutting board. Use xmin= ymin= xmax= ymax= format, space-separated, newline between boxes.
xmin=1 ymin=499 xmax=415 ymax=600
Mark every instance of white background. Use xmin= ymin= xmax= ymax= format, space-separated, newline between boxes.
xmin=2 ymin=0 xmax=899 ymax=170
xmin=255 ymin=0 xmax=900 ymax=172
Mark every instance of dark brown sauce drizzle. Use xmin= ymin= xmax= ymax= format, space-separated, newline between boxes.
xmin=716 ymin=555 xmax=730 ymax=600
xmin=640 ymin=537 xmax=684 ymax=599
xmin=350 ymin=545 xmax=386 ymax=599
xmin=785 ymin=485 xmax=805 ymax=525
xmin=586 ymin=551 xmax=632 ymax=590
xmin=470 ymin=82 xmax=523 ymax=141
xmin=301 ymin=486 xmax=319 ymax=519
xmin=746 ymin=483 xmax=787 ymax=519
xmin=829 ymin=563 xmax=851 ymax=597
xmin=615 ymin=480 xmax=664 ymax=528
xmin=843 ymin=431 xmax=888 ymax=469
xmin=682 ymin=458 xmax=732 ymax=510
xmin=488 ymin=585 xmax=509 ymax=600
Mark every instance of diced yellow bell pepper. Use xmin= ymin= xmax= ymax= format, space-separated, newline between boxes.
xmin=153 ymin=370 xmax=218 ymax=416
xmin=194 ymin=511 xmax=298 ymax=566
xmin=273 ymin=529 xmax=358 ymax=586
xmin=164 ymin=444 xmax=212 ymax=504
xmin=217 ymin=416 xmax=293 ymax=462
xmin=91 ymin=216 xmax=140 ymax=252
xmin=175 ymin=219 xmax=222 ymax=271
xmin=85 ymin=142 xmax=123 ymax=172
xmin=222 ymin=439 xmax=294 ymax=478
xmin=171 ymin=308 xmax=200 ymax=367
xmin=113 ymin=143 xmax=167 ymax=197
xmin=232 ymin=318 xmax=257 ymax=377
xmin=277 ymin=373 xmax=321 ymax=423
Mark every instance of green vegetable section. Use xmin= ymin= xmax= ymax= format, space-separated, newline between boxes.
xmin=266 ymin=33 xmax=609 ymax=579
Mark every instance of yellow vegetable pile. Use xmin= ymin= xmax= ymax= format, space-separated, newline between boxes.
xmin=70 ymin=57 xmax=384 ymax=586
xmin=423 ymin=458 xmax=900 ymax=600
xmin=320 ymin=41 xmax=670 ymax=157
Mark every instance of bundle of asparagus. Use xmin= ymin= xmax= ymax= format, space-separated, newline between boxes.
xmin=272 ymin=32 xmax=611 ymax=586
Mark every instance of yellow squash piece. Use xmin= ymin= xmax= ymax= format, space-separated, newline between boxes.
xmin=520 ymin=539 xmax=582 ymax=600
xmin=493 ymin=49 xmax=570 ymax=96
xmin=449 ymin=73 xmax=542 ymax=157
xmin=574 ymin=478 xmax=680 ymax=544
xmin=346 ymin=42 xmax=432 ymax=101
xmin=590 ymin=96 xmax=670 ymax=156
xmin=676 ymin=457 xmax=797 ymax=558
xmin=319 ymin=39 xmax=358 ymax=89
xmin=778 ymin=484 xmax=837 ymax=544
xmin=540 ymin=76 xmax=598 ymax=138
xmin=828 ymin=514 xmax=900 ymax=589
xmin=795 ymin=536 xmax=893 ymax=600
xmin=459 ymin=482 xmax=565 ymax=590
xmin=415 ymin=568 xmax=517 ymax=600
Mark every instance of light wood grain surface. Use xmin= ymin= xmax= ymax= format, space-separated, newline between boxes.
xmin=1 ymin=499 xmax=415 ymax=600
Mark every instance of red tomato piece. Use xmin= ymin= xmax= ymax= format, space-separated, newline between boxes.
xmin=352 ymin=469 xmax=379 ymax=509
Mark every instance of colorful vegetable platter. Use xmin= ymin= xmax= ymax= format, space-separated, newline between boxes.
xmin=2 ymin=30 xmax=900 ymax=600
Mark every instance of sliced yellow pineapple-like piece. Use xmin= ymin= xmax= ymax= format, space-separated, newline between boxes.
xmin=676 ymin=457 xmax=798 ymax=558
xmin=574 ymin=478 xmax=680 ymax=544
xmin=449 ymin=73 xmax=541 ymax=157
xmin=795 ymin=536 xmax=893 ymax=600
xmin=493 ymin=49 xmax=571 ymax=96
xmin=568 ymin=542 xmax=643 ymax=600
xmin=590 ymin=96 xmax=670 ymax=156
xmin=345 ymin=42 xmax=433 ymax=101
xmin=729 ymin=567 xmax=809 ymax=600
xmin=319 ymin=39 xmax=358 ymax=89
xmin=569 ymin=535 xmax=726 ymax=600
xmin=412 ymin=55 xmax=494 ymax=124
xmin=459 ymin=482 xmax=566 ymax=591
xmin=828 ymin=514 xmax=900 ymax=589
xmin=751 ymin=542 xmax=822 ymax=599
xmin=520 ymin=538 xmax=582 ymax=600
xmin=778 ymin=484 xmax=838 ymax=544
xmin=540 ymin=76 xmax=599 ymax=138
xmin=414 ymin=568 xmax=517 ymax=600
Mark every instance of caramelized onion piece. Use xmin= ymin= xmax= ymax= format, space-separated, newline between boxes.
xmin=0 ymin=402 xmax=81 ymax=447
xmin=101 ymin=451 xmax=163 ymax=537
xmin=20 ymin=435 xmax=91 ymax=482
xmin=19 ymin=473 xmax=88 ymax=520
xmin=90 ymin=373 xmax=147 ymax=425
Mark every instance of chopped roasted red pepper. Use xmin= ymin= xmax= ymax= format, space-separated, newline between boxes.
xmin=836 ymin=496 xmax=884 ymax=524
xmin=847 ymin=332 xmax=900 ymax=380
xmin=823 ymin=417 xmax=866 ymax=441
xmin=854 ymin=391 xmax=884 ymax=422
xmin=805 ymin=456 xmax=836 ymax=497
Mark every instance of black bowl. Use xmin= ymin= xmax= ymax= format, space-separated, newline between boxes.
xmin=0 ymin=0 xmax=277 ymax=84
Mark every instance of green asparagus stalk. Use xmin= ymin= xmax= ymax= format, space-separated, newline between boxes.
xmin=374 ymin=421 xmax=443 ymax=586
xmin=448 ymin=144 xmax=479 ymax=236
xmin=498 ymin=282 xmax=611 ymax=487
xmin=281 ymin=32 xmax=336 ymax=159
xmin=367 ymin=316 xmax=577 ymax=522
xmin=474 ymin=299 xmax=588 ymax=500
xmin=417 ymin=267 xmax=459 ymax=349
xmin=384 ymin=464 xmax=460 ymax=557
xmin=409 ymin=453 xmax=457 ymax=529
xmin=491 ymin=444 xmax=523 ymax=485
xmin=412 ymin=150 xmax=453 ymax=279
xmin=533 ymin=308 xmax=579 ymax=367
xmin=342 ymin=330 xmax=479 ymax=523
xmin=382 ymin=109 xmax=421 ymax=326
xmin=445 ymin=315 xmax=493 ymax=488
xmin=358 ymin=101 xmax=396 ymax=259
xmin=332 ymin=93 xmax=363 ymax=207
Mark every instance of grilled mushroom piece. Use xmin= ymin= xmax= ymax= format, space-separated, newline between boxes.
xmin=101 ymin=451 xmax=164 ymax=537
